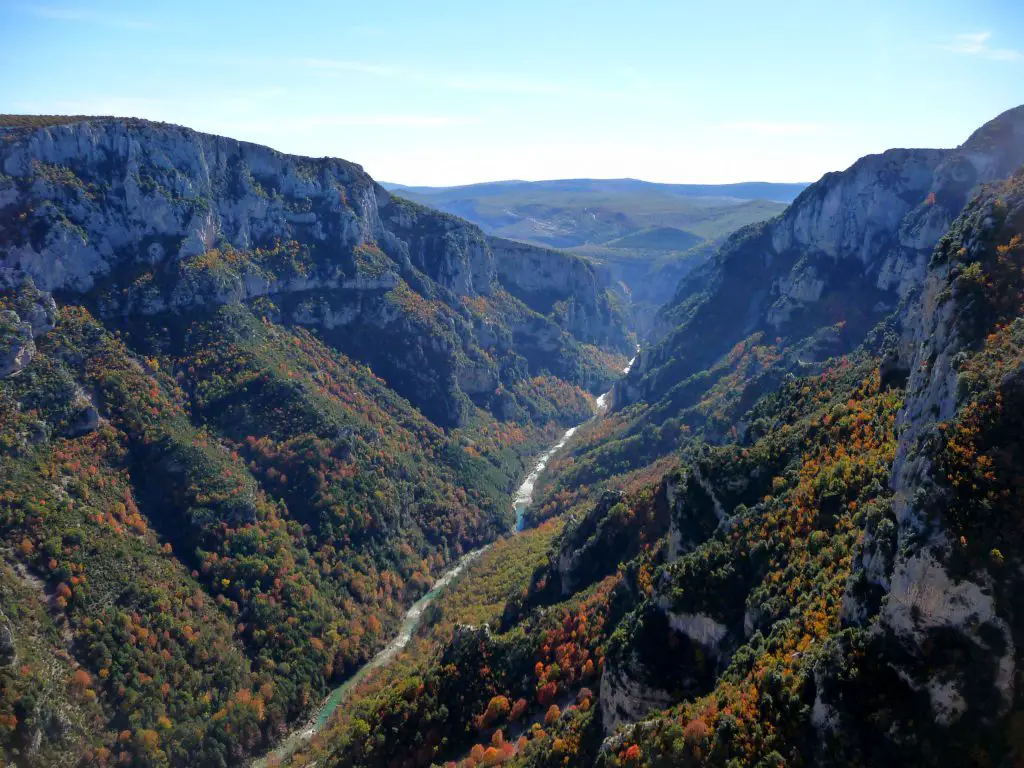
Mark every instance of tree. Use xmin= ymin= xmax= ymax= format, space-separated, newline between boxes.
xmin=544 ymin=704 xmax=561 ymax=726
xmin=509 ymin=698 xmax=528 ymax=721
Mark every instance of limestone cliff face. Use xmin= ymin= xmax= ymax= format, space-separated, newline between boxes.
xmin=491 ymin=237 xmax=629 ymax=349
xmin=0 ymin=120 xmax=562 ymax=302
xmin=0 ymin=270 xmax=56 ymax=378
xmin=771 ymin=107 xmax=1024 ymax=304
xmin=587 ymin=113 xmax=1024 ymax=754
xmin=820 ymin=178 xmax=1024 ymax=746
xmin=378 ymin=193 xmax=496 ymax=298
xmin=1 ymin=120 xmax=374 ymax=293
xmin=599 ymin=651 xmax=675 ymax=734
xmin=623 ymin=106 xmax=1024 ymax=415
xmin=0 ymin=118 xmax=630 ymax=425
xmin=769 ymin=148 xmax=945 ymax=298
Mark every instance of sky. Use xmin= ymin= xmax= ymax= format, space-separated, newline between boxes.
xmin=1 ymin=0 xmax=1022 ymax=186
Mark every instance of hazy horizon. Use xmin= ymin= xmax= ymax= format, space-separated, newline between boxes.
xmin=379 ymin=177 xmax=813 ymax=189
xmin=2 ymin=0 xmax=1021 ymax=186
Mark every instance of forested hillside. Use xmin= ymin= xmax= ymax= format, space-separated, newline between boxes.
xmin=0 ymin=116 xmax=631 ymax=766
xmin=4 ymin=105 xmax=1024 ymax=768
xmin=286 ymin=106 xmax=1024 ymax=768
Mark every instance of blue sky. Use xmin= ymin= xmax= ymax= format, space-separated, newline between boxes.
xmin=1 ymin=0 xmax=1022 ymax=185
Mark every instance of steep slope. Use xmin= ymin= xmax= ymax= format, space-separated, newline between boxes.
xmin=0 ymin=116 xmax=630 ymax=766
xmin=0 ymin=117 xmax=631 ymax=426
xmin=283 ymin=107 xmax=1024 ymax=768
xmin=622 ymin=106 xmax=1024 ymax=422
xmin=814 ymin=169 xmax=1024 ymax=762
xmin=525 ymin=108 xmax=1024 ymax=764
xmin=587 ymin=167 xmax=1024 ymax=768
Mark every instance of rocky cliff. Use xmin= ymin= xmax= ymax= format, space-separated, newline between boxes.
xmin=0 ymin=117 xmax=631 ymax=426
xmin=0 ymin=116 xmax=632 ymax=766
xmin=811 ymin=171 xmax=1024 ymax=759
xmin=438 ymin=106 xmax=1024 ymax=768
xmin=620 ymin=106 xmax=1024 ymax=425
xmin=178 ymin=108 xmax=1024 ymax=768
xmin=586 ymin=115 xmax=1024 ymax=765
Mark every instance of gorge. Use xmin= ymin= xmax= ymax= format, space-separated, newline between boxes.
xmin=0 ymin=114 xmax=632 ymax=766
xmin=261 ymin=352 xmax=639 ymax=765
xmin=1 ymin=103 xmax=1024 ymax=768
xmin=280 ymin=105 xmax=1024 ymax=768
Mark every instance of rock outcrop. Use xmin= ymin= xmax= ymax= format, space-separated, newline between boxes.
xmin=600 ymin=651 xmax=676 ymax=733
xmin=0 ymin=118 xmax=631 ymax=426
xmin=816 ymin=173 xmax=1024 ymax=753
xmin=0 ymin=311 xmax=34 ymax=378
xmin=621 ymin=105 xmax=1024 ymax=418
xmin=0 ymin=270 xmax=58 ymax=379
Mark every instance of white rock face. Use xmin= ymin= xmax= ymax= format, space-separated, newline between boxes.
xmin=492 ymin=236 xmax=624 ymax=346
xmin=771 ymin=148 xmax=944 ymax=274
xmin=0 ymin=119 xmax=628 ymax=374
xmin=880 ymin=551 xmax=1010 ymax=650
xmin=664 ymin=610 xmax=728 ymax=649
xmin=0 ymin=119 xmax=499 ymax=302
xmin=926 ymin=678 xmax=967 ymax=727
xmin=854 ymin=186 xmax=1019 ymax=725
xmin=0 ymin=271 xmax=58 ymax=379
xmin=0 ymin=121 xmax=359 ymax=291
xmin=0 ymin=313 xmax=35 ymax=378
xmin=599 ymin=653 xmax=675 ymax=734
xmin=766 ymin=130 xmax=1024 ymax=309
xmin=770 ymin=112 xmax=1024 ymax=299
xmin=627 ymin=106 xmax=1024 ymax=409
xmin=779 ymin=267 xmax=826 ymax=303
xmin=877 ymin=546 xmax=1014 ymax=722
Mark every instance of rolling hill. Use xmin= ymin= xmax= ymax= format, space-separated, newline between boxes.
xmin=384 ymin=178 xmax=808 ymax=335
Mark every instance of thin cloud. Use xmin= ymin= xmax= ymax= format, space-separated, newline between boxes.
xmin=302 ymin=59 xmax=403 ymax=78
xmin=938 ymin=32 xmax=1021 ymax=62
xmin=221 ymin=114 xmax=480 ymax=135
xmin=29 ymin=5 xmax=153 ymax=29
xmin=300 ymin=57 xmax=565 ymax=95
xmin=716 ymin=121 xmax=847 ymax=138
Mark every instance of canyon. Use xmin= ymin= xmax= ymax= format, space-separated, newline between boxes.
xmin=1 ymin=105 xmax=1024 ymax=768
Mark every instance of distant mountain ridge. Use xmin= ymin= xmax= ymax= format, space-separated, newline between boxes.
xmin=381 ymin=178 xmax=810 ymax=204
xmin=379 ymin=178 xmax=807 ymax=247
xmin=384 ymin=178 xmax=808 ymax=337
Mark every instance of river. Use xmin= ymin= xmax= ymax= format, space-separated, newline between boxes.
xmin=254 ymin=350 xmax=637 ymax=766
xmin=510 ymin=349 xmax=636 ymax=529
xmin=252 ymin=546 xmax=489 ymax=766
